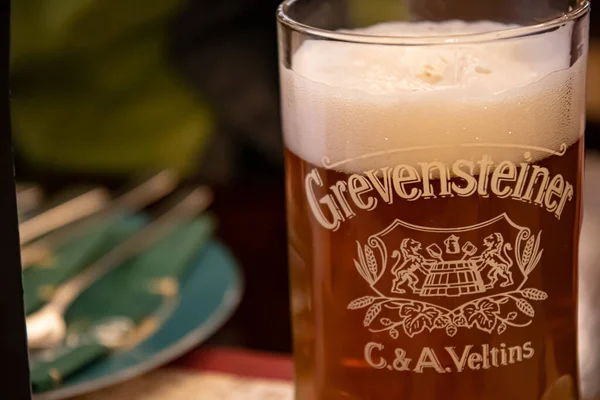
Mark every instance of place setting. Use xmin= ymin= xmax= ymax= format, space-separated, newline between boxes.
xmin=18 ymin=171 xmax=244 ymax=400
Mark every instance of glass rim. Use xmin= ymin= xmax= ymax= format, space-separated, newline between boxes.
xmin=277 ymin=0 xmax=590 ymax=45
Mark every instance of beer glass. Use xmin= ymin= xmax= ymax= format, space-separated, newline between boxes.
xmin=278 ymin=0 xmax=590 ymax=399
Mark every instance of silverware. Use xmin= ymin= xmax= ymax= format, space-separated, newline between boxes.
xmin=21 ymin=171 xmax=178 ymax=269
xmin=19 ymin=187 xmax=111 ymax=246
xmin=26 ymin=186 xmax=213 ymax=350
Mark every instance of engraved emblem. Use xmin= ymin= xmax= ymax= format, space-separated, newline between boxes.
xmin=348 ymin=214 xmax=547 ymax=338
xmin=443 ymin=235 xmax=460 ymax=255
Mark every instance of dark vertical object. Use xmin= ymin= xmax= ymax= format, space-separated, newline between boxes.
xmin=0 ymin=0 xmax=32 ymax=398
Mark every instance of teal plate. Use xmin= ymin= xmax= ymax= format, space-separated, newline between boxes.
xmin=32 ymin=240 xmax=244 ymax=400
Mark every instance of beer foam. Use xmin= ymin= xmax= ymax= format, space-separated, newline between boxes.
xmin=281 ymin=21 xmax=586 ymax=172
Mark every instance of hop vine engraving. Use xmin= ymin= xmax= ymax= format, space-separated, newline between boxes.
xmin=521 ymin=288 xmax=548 ymax=301
xmin=347 ymin=296 xmax=376 ymax=310
xmin=355 ymin=242 xmax=381 ymax=285
xmin=446 ymin=325 xmax=458 ymax=337
xmin=516 ymin=299 xmax=535 ymax=317
xmin=364 ymin=303 xmax=382 ymax=327
xmin=522 ymin=236 xmax=535 ymax=266
xmin=365 ymin=246 xmax=378 ymax=276
xmin=497 ymin=323 xmax=507 ymax=335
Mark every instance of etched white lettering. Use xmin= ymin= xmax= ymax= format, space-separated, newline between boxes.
xmin=414 ymin=348 xmax=445 ymax=373
xmin=362 ymin=342 xmax=536 ymax=373
xmin=481 ymin=344 xmax=491 ymax=369
xmin=393 ymin=348 xmax=412 ymax=371
xmin=419 ymin=162 xmax=451 ymax=198
xmin=477 ymin=155 xmax=495 ymax=197
xmin=364 ymin=342 xmax=387 ymax=369
xmin=544 ymin=175 xmax=565 ymax=213
xmin=467 ymin=352 xmax=483 ymax=370
xmin=500 ymin=343 xmax=509 ymax=366
xmin=392 ymin=165 xmax=422 ymax=201
xmin=348 ymin=174 xmax=377 ymax=211
xmin=509 ymin=345 xmax=523 ymax=363
xmin=365 ymin=168 xmax=394 ymax=205
xmin=491 ymin=346 xmax=500 ymax=367
xmin=512 ymin=161 xmax=531 ymax=200
xmin=305 ymin=170 xmax=342 ymax=231
xmin=523 ymin=342 xmax=535 ymax=359
xmin=491 ymin=161 xmax=517 ymax=198
xmin=523 ymin=166 xmax=551 ymax=205
xmin=305 ymin=152 xmax=575 ymax=230
xmin=446 ymin=346 xmax=472 ymax=372
xmin=451 ymin=160 xmax=478 ymax=197
xmin=556 ymin=182 xmax=574 ymax=220
xmin=330 ymin=181 xmax=355 ymax=219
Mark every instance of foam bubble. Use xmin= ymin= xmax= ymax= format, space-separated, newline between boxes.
xmin=281 ymin=21 xmax=586 ymax=172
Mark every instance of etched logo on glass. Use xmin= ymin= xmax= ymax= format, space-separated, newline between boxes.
xmin=348 ymin=214 xmax=547 ymax=338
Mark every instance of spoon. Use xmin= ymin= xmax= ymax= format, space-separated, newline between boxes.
xmin=26 ymin=186 xmax=213 ymax=349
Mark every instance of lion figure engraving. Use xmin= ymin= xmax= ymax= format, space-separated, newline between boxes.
xmin=476 ymin=233 xmax=514 ymax=288
xmin=391 ymin=238 xmax=436 ymax=293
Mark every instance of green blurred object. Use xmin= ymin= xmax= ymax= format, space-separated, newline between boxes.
xmin=347 ymin=0 xmax=410 ymax=27
xmin=22 ymin=216 xmax=145 ymax=315
xmin=11 ymin=0 xmax=214 ymax=175
xmin=29 ymin=214 xmax=217 ymax=392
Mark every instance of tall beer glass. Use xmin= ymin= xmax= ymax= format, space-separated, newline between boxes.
xmin=278 ymin=0 xmax=589 ymax=399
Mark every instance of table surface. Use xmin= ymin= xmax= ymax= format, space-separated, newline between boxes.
xmin=81 ymin=348 xmax=295 ymax=399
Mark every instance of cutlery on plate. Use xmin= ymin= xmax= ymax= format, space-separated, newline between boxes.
xmin=20 ymin=170 xmax=178 ymax=269
xmin=19 ymin=187 xmax=111 ymax=246
xmin=26 ymin=186 xmax=213 ymax=350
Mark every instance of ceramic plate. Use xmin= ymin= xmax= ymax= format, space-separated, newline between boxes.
xmin=32 ymin=240 xmax=243 ymax=400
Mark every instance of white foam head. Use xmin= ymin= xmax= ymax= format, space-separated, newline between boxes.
xmin=281 ymin=21 xmax=586 ymax=172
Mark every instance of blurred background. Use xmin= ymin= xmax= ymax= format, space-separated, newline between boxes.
xmin=12 ymin=0 xmax=290 ymax=353
xmin=11 ymin=0 xmax=600 ymax=353
xmin=11 ymin=0 xmax=285 ymax=183
xmin=9 ymin=1 xmax=600 ymax=398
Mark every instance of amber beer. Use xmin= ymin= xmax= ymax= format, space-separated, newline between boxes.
xmin=286 ymin=140 xmax=582 ymax=399
xmin=279 ymin=4 xmax=589 ymax=400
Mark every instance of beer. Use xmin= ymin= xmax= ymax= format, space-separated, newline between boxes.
xmin=281 ymin=19 xmax=587 ymax=400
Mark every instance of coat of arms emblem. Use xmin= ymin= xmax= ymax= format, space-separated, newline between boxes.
xmin=348 ymin=214 xmax=547 ymax=338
